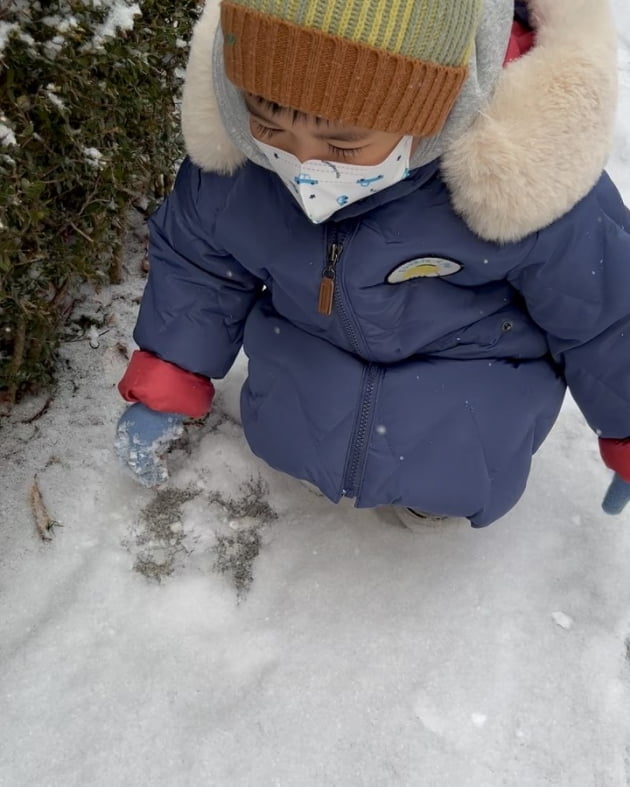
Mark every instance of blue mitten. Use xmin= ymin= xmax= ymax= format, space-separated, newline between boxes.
xmin=115 ymin=402 xmax=184 ymax=487
xmin=602 ymin=473 xmax=630 ymax=515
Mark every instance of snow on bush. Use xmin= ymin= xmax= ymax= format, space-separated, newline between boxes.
xmin=0 ymin=0 xmax=198 ymax=403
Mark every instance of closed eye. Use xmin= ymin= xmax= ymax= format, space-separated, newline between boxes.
xmin=251 ymin=119 xmax=363 ymax=160
xmin=326 ymin=145 xmax=361 ymax=160
xmin=251 ymin=119 xmax=283 ymax=140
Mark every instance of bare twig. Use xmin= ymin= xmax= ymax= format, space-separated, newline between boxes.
xmin=22 ymin=396 xmax=54 ymax=424
xmin=68 ymin=222 xmax=94 ymax=244
xmin=115 ymin=341 xmax=130 ymax=360
xmin=30 ymin=478 xmax=62 ymax=541
xmin=62 ymin=328 xmax=110 ymax=345
xmin=0 ymin=0 xmax=14 ymax=21
xmin=109 ymin=240 xmax=124 ymax=284
xmin=6 ymin=313 xmax=26 ymax=408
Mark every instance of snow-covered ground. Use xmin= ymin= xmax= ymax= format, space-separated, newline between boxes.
xmin=2 ymin=5 xmax=630 ymax=785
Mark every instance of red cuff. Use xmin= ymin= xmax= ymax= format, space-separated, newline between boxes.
xmin=118 ymin=350 xmax=215 ymax=418
xmin=504 ymin=20 xmax=535 ymax=65
xmin=599 ymin=437 xmax=630 ymax=483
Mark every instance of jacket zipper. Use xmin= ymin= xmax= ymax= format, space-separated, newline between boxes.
xmin=342 ymin=364 xmax=381 ymax=499
xmin=318 ymin=226 xmax=377 ymax=499
xmin=318 ymin=241 xmax=342 ymax=316
xmin=320 ymin=232 xmax=362 ymax=353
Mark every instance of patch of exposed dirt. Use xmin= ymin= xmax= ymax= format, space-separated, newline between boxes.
xmin=129 ymin=487 xmax=199 ymax=582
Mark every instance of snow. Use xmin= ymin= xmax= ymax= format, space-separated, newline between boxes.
xmin=0 ymin=22 xmax=18 ymax=55
xmin=42 ymin=15 xmax=79 ymax=33
xmin=46 ymin=84 xmax=66 ymax=110
xmin=0 ymin=120 xmax=16 ymax=147
xmin=551 ymin=611 xmax=574 ymax=631
xmin=90 ymin=2 xmax=141 ymax=48
xmin=44 ymin=34 xmax=66 ymax=58
xmin=82 ymin=146 xmax=105 ymax=169
xmin=2 ymin=2 xmax=142 ymax=60
xmin=2 ymin=4 xmax=630 ymax=785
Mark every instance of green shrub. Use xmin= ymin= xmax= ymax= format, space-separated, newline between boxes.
xmin=0 ymin=0 xmax=199 ymax=404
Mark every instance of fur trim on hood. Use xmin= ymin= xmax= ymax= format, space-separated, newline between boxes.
xmin=441 ymin=0 xmax=618 ymax=242
xmin=181 ymin=0 xmax=618 ymax=243
xmin=181 ymin=0 xmax=244 ymax=176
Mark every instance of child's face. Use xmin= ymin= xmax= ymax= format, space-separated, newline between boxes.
xmin=245 ymin=94 xmax=412 ymax=166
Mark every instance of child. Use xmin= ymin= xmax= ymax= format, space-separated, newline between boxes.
xmin=116 ymin=0 xmax=630 ymax=527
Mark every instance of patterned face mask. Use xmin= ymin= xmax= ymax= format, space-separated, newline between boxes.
xmin=253 ymin=135 xmax=413 ymax=223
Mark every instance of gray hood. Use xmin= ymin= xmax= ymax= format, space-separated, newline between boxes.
xmin=210 ymin=0 xmax=512 ymax=173
xmin=182 ymin=0 xmax=618 ymax=242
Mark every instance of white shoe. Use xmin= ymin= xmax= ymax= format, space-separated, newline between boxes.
xmin=393 ymin=507 xmax=456 ymax=531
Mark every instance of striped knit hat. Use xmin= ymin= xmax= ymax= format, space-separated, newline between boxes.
xmin=221 ymin=0 xmax=484 ymax=137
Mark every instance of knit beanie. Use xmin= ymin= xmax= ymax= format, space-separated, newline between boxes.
xmin=221 ymin=0 xmax=484 ymax=138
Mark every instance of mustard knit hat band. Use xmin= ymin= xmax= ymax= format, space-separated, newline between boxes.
xmin=221 ymin=1 xmax=473 ymax=137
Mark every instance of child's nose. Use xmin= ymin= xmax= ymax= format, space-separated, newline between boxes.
xmin=291 ymin=142 xmax=324 ymax=163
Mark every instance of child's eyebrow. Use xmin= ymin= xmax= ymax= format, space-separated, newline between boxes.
xmin=244 ymin=96 xmax=372 ymax=143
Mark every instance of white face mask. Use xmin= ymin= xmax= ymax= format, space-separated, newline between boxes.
xmin=253 ymin=135 xmax=413 ymax=223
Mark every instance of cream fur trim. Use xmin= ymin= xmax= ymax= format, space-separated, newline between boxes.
xmin=441 ymin=0 xmax=618 ymax=242
xmin=182 ymin=0 xmax=619 ymax=241
xmin=181 ymin=0 xmax=245 ymax=175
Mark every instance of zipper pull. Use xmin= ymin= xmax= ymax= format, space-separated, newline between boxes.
xmin=318 ymin=273 xmax=335 ymax=316
xmin=318 ymin=242 xmax=342 ymax=316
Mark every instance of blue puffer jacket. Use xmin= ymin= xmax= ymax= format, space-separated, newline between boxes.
xmin=133 ymin=156 xmax=630 ymax=525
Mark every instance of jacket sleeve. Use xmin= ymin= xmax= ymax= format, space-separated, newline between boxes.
xmin=118 ymin=350 xmax=215 ymax=418
xmin=507 ymin=172 xmax=630 ymax=439
xmin=133 ymin=157 xmax=263 ymax=382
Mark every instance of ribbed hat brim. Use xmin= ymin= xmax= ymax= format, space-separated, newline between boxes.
xmin=221 ymin=2 xmax=468 ymax=137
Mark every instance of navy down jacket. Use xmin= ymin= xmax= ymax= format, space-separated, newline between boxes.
xmin=133 ymin=156 xmax=630 ymax=525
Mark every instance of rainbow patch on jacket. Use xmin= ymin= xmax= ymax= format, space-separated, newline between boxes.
xmin=387 ymin=257 xmax=462 ymax=283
